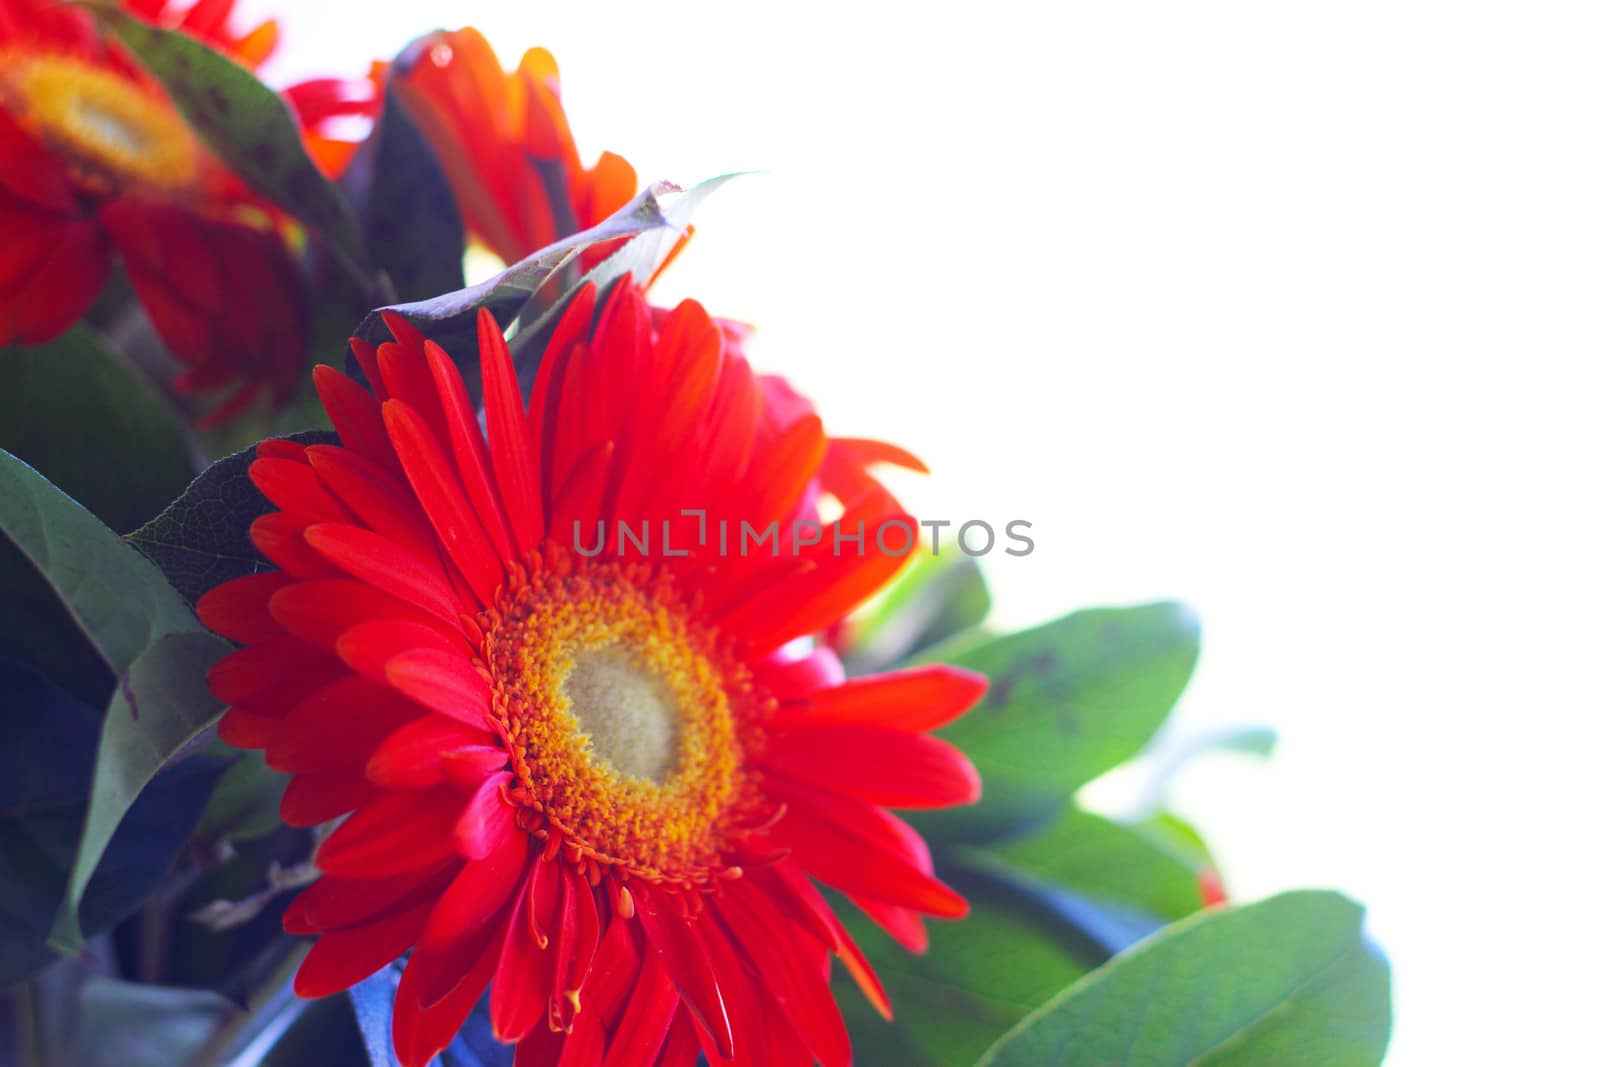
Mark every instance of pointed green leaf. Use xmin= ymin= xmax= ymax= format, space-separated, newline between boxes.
xmin=977 ymin=891 xmax=1392 ymax=1067
xmin=0 ymin=449 xmax=198 ymax=676
xmin=914 ymin=603 xmax=1201 ymax=841
xmin=341 ymin=79 xmax=466 ymax=304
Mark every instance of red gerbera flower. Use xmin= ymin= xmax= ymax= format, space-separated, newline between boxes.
xmin=0 ymin=0 xmax=307 ymax=423
xmin=199 ymin=280 xmax=985 ymax=1066
xmin=389 ymin=27 xmax=638 ymax=266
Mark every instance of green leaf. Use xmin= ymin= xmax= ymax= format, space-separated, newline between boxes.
xmin=506 ymin=172 xmax=742 ymax=353
xmin=844 ymin=553 xmax=992 ymax=674
xmin=87 ymin=3 xmax=374 ymax=288
xmin=127 ymin=430 xmax=336 ymax=607
xmin=193 ymin=748 xmax=285 ymax=846
xmin=970 ymin=806 xmax=1205 ymax=924
xmin=49 ymin=630 xmax=232 ymax=953
xmin=72 ymin=978 xmax=239 ymax=1067
xmin=350 ymin=175 xmax=737 ymax=393
xmin=914 ymin=603 xmax=1201 ymax=841
xmin=976 ymin=891 xmax=1392 ymax=1067
xmin=0 ymin=448 xmax=237 ymax=954
xmin=837 ymin=886 xmax=1093 ymax=1067
xmin=0 ymin=661 xmax=222 ymax=985
xmin=0 ymin=449 xmax=199 ymax=677
xmin=341 ymin=79 xmax=466 ymax=304
xmin=0 ymin=326 xmax=195 ymax=533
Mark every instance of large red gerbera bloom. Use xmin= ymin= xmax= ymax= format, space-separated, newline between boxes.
xmin=0 ymin=0 xmax=307 ymax=423
xmin=199 ymin=279 xmax=985 ymax=1066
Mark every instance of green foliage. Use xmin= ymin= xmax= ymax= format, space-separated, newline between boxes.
xmin=341 ymin=80 xmax=467 ymax=305
xmin=0 ymin=661 xmax=221 ymax=985
xmin=977 ymin=891 xmax=1392 ymax=1067
xmin=914 ymin=602 xmax=1201 ymax=841
xmin=845 ymin=553 xmax=993 ymax=673
xmin=0 ymin=328 xmax=195 ymax=534
xmin=127 ymin=430 xmax=336 ymax=607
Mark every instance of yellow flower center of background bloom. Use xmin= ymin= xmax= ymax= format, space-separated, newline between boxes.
xmin=482 ymin=548 xmax=772 ymax=888
xmin=0 ymin=54 xmax=200 ymax=195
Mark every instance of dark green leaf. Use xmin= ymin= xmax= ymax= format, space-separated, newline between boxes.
xmin=126 ymin=430 xmax=336 ymax=607
xmin=50 ymin=630 xmax=232 ymax=953
xmin=505 ymin=172 xmax=741 ymax=354
xmin=914 ymin=603 xmax=1201 ymax=842
xmin=341 ymin=80 xmax=466 ymax=304
xmin=0 ymin=448 xmax=198 ymax=677
xmin=193 ymin=749 xmax=285 ymax=846
xmin=977 ymin=891 xmax=1392 ymax=1067
xmin=87 ymin=3 xmax=374 ymax=287
xmin=0 ymin=327 xmax=195 ymax=533
xmin=0 ymin=661 xmax=222 ymax=985
xmin=349 ymin=176 xmax=737 ymax=395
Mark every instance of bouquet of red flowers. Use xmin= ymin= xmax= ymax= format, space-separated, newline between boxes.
xmin=0 ymin=3 xmax=1391 ymax=1064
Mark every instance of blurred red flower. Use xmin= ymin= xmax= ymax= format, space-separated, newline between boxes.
xmin=0 ymin=0 xmax=307 ymax=423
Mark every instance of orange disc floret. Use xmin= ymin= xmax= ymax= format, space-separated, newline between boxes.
xmin=0 ymin=0 xmax=306 ymax=423
xmin=199 ymin=280 xmax=987 ymax=1066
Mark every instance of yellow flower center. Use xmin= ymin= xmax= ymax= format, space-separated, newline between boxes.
xmin=0 ymin=53 xmax=201 ymax=195
xmin=482 ymin=548 xmax=773 ymax=888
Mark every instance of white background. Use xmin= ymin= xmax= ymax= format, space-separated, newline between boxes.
xmin=251 ymin=2 xmax=1600 ymax=1061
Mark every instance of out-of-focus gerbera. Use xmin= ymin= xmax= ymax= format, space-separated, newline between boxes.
xmin=0 ymin=0 xmax=307 ymax=423
xmin=198 ymin=279 xmax=984 ymax=1066
xmin=389 ymin=27 xmax=637 ymax=266
xmin=285 ymin=63 xmax=384 ymax=179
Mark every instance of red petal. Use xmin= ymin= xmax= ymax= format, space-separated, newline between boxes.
xmin=633 ymin=889 xmax=733 ymax=1060
xmin=599 ymin=948 xmax=679 ymax=1067
xmin=423 ymin=338 xmax=515 ymax=560
xmin=383 ymin=398 xmax=505 ymax=606
xmin=251 ymin=513 xmax=338 ymax=579
xmin=850 ymin=894 xmax=928 ymax=954
xmin=294 ymin=900 xmax=429 ymax=997
xmin=303 ymin=445 xmax=443 ymax=565
xmin=759 ymin=723 xmax=981 ymax=809
xmin=550 ymin=864 xmax=600 ymax=1029
xmin=317 ymin=786 xmax=463 ymax=876
xmin=197 ymin=572 xmax=293 ymax=643
xmin=454 ymin=771 xmax=517 ymax=860
xmin=490 ymin=869 xmax=551 ymax=1042
xmin=250 ymin=457 xmax=352 ymax=522
xmin=285 ymin=863 xmax=457 ymax=933
xmin=717 ymin=890 xmax=851 ymax=1067
xmin=419 ymin=830 xmax=529 ymax=951
xmin=477 ymin=307 xmax=544 ymax=552
xmin=303 ymin=522 xmax=464 ymax=626
xmin=777 ymin=665 xmax=988 ymax=734
xmin=393 ymin=911 xmax=506 ymax=1067
xmin=269 ymin=578 xmax=467 ymax=655
xmin=209 ymin=633 xmax=340 ymax=710
xmin=312 ymin=364 xmax=396 ymax=471
xmin=280 ymin=769 xmax=378 ymax=828
xmin=367 ymin=716 xmax=496 ymax=788
xmin=767 ymin=788 xmax=967 ymax=920
xmin=385 ymin=648 xmax=494 ymax=729
xmin=265 ymin=674 xmax=421 ymax=774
